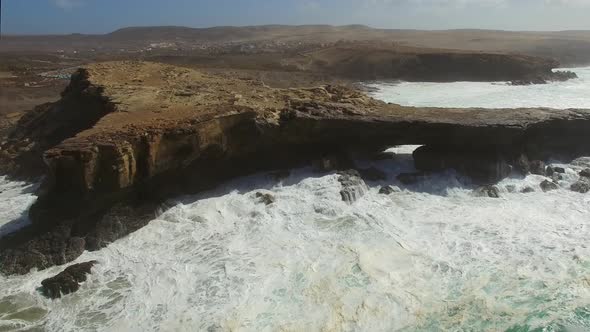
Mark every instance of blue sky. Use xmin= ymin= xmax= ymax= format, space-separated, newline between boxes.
xmin=3 ymin=0 xmax=590 ymax=34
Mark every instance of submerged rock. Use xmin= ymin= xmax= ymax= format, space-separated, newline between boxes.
xmin=41 ymin=261 xmax=97 ymax=299
xmin=255 ymin=192 xmax=276 ymax=205
xmin=505 ymin=185 xmax=517 ymax=193
xmin=379 ymin=185 xmax=400 ymax=195
xmin=473 ymin=185 xmax=501 ymax=198
xmin=338 ymin=170 xmax=367 ymax=203
xmin=521 ymin=187 xmax=536 ymax=194
xmin=551 ymin=173 xmax=564 ymax=182
xmin=571 ymin=179 xmax=590 ymax=194
xmin=572 ymin=157 xmax=590 ymax=169
xmin=540 ymin=180 xmax=559 ymax=192
xmin=579 ymin=168 xmax=590 ymax=178
xmin=554 ymin=167 xmax=566 ymax=174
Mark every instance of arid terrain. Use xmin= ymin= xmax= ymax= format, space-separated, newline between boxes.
xmin=3 ymin=25 xmax=590 ymax=133
xmin=2 ymin=25 xmax=590 ymax=281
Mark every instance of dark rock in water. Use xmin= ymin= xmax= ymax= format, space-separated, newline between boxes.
xmin=473 ymin=185 xmax=501 ymax=198
xmin=371 ymin=151 xmax=396 ymax=160
xmin=256 ymin=192 xmax=276 ymax=205
xmin=540 ymin=180 xmax=559 ymax=192
xmin=338 ymin=170 xmax=367 ymax=203
xmin=0 ymin=225 xmax=86 ymax=276
xmin=358 ymin=167 xmax=387 ymax=181
xmin=510 ymin=77 xmax=547 ymax=85
xmin=554 ymin=167 xmax=566 ymax=174
xmin=379 ymin=185 xmax=400 ymax=195
xmin=530 ymin=160 xmax=546 ymax=176
xmin=521 ymin=187 xmax=536 ymax=193
xmin=572 ymin=157 xmax=590 ymax=169
xmin=546 ymin=166 xmax=555 ymax=176
xmin=552 ymin=173 xmax=564 ymax=182
xmin=579 ymin=168 xmax=590 ymax=178
xmin=515 ymin=154 xmax=531 ymax=175
xmin=413 ymin=145 xmax=511 ymax=184
xmin=41 ymin=261 xmax=97 ymax=299
xmin=397 ymin=172 xmax=429 ymax=185
xmin=571 ymin=179 xmax=590 ymax=193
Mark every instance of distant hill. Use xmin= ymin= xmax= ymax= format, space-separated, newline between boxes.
xmin=3 ymin=25 xmax=590 ymax=65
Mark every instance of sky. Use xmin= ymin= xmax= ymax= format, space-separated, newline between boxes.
xmin=3 ymin=0 xmax=590 ymax=34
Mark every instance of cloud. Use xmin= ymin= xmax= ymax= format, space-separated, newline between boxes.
xmin=53 ymin=0 xmax=84 ymax=10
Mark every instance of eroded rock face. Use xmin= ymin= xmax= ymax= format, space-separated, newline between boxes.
xmin=571 ymin=179 xmax=590 ymax=193
xmin=0 ymin=70 xmax=116 ymax=180
xmin=379 ymin=185 xmax=400 ymax=195
xmin=338 ymin=170 xmax=367 ymax=204
xmin=256 ymin=192 xmax=276 ymax=205
xmin=540 ymin=180 xmax=559 ymax=192
xmin=413 ymin=145 xmax=512 ymax=184
xmin=41 ymin=261 xmax=97 ymax=299
xmin=530 ymin=160 xmax=547 ymax=176
xmin=473 ymin=185 xmax=501 ymax=198
xmin=3 ymin=61 xmax=590 ymax=274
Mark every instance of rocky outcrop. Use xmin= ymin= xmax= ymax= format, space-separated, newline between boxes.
xmin=2 ymin=61 xmax=590 ymax=275
xmin=0 ymin=69 xmax=116 ymax=180
xmin=41 ymin=261 xmax=97 ymax=299
xmin=413 ymin=145 xmax=512 ymax=184
xmin=338 ymin=170 xmax=367 ymax=204
xmin=473 ymin=185 xmax=501 ymax=198
xmin=571 ymin=179 xmax=590 ymax=193
xmin=541 ymin=180 xmax=559 ymax=192
xmin=305 ymin=45 xmax=574 ymax=83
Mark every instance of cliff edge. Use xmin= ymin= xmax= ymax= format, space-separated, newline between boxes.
xmin=2 ymin=61 xmax=590 ymax=275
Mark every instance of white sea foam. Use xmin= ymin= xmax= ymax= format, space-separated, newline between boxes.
xmin=2 ymin=70 xmax=590 ymax=331
xmin=366 ymin=67 xmax=590 ymax=109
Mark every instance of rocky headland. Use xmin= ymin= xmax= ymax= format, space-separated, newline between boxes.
xmin=1 ymin=61 xmax=590 ymax=276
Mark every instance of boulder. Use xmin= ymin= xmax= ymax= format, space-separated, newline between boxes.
xmin=540 ymin=180 xmax=559 ymax=192
xmin=413 ymin=145 xmax=511 ymax=184
xmin=579 ymin=168 xmax=590 ymax=178
xmin=521 ymin=187 xmax=536 ymax=193
xmin=554 ymin=167 xmax=566 ymax=174
xmin=515 ymin=154 xmax=531 ymax=175
xmin=572 ymin=157 xmax=590 ymax=169
xmin=41 ymin=261 xmax=97 ymax=299
xmin=338 ymin=170 xmax=367 ymax=203
xmin=571 ymin=179 xmax=590 ymax=194
xmin=255 ymin=192 xmax=276 ymax=205
xmin=379 ymin=185 xmax=400 ymax=195
xmin=529 ymin=160 xmax=547 ymax=176
xmin=473 ymin=185 xmax=501 ymax=198
xmin=552 ymin=173 xmax=564 ymax=182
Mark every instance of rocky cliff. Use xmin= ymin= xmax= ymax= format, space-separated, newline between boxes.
xmin=298 ymin=45 xmax=576 ymax=82
xmin=2 ymin=61 xmax=590 ymax=275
